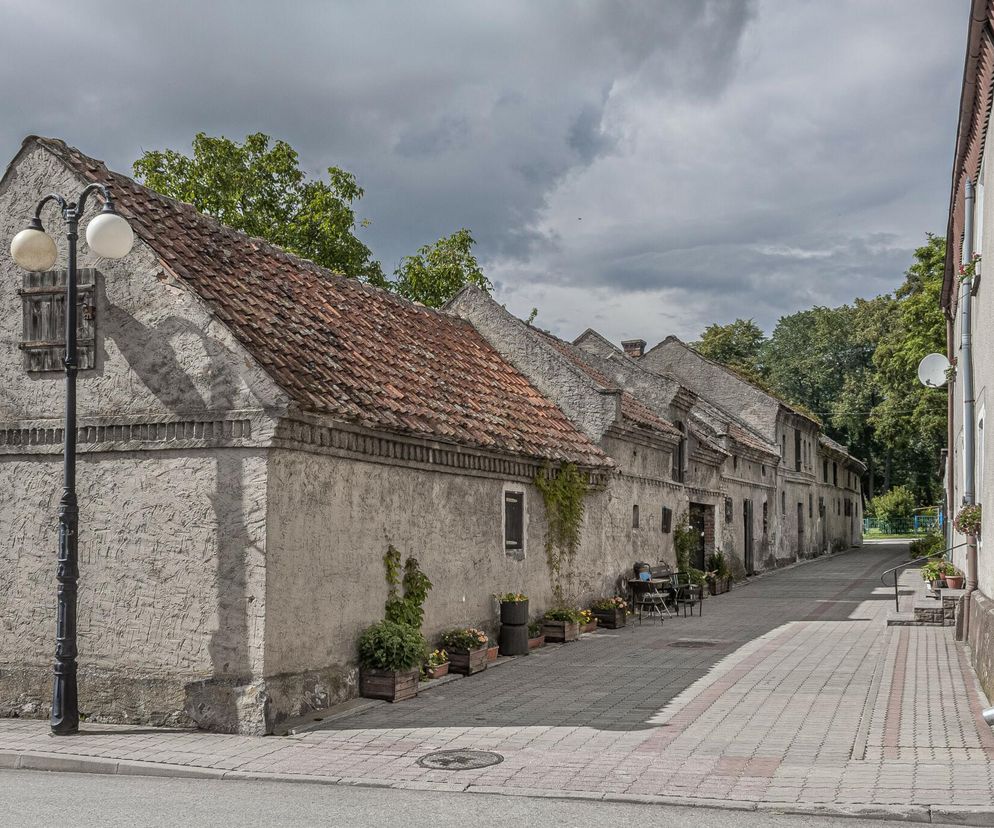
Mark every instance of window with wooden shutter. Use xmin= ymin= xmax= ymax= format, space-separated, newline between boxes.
xmin=19 ymin=269 xmax=99 ymax=373
xmin=661 ymin=506 xmax=672 ymax=533
xmin=504 ymin=490 xmax=524 ymax=553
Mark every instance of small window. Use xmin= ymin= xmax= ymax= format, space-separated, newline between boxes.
xmin=808 ymin=494 xmax=813 ymax=519
xmin=724 ymin=497 xmax=734 ymax=523
xmin=762 ymin=501 xmax=769 ymax=536
xmin=504 ymin=491 xmax=524 ymax=553
xmin=632 ymin=504 xmax=640 ymax=528
xmin=673 ymin=422 xmax=687 ymax=483
xmin=732 ymin=455 xmax=738 ymax=471
xmin=781 ymin=491 xmax=786 ymax=514
xmin=761 ymin=464 xmax=766 ymax=477
xmin=661 ymin=506 xmax=673 ymax=533
xmin=794 ymin=430 xmax=802 ymax=472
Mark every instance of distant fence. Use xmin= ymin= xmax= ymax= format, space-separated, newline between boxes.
xmin=862 ymin=515 xmax=940 ymax=536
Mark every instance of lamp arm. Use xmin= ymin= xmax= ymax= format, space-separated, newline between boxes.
xmin=34 ymin=193 xmax=69 ymax=221
xmin=76 ymin=183 xmax=113 ymax=216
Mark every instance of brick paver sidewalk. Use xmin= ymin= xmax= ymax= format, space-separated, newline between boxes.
xmin=3 ymin=542 xmax=993 ymax=823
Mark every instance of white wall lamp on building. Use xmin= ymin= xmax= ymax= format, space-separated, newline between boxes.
xmin=9 ymin=186 xmax=134 ymax=736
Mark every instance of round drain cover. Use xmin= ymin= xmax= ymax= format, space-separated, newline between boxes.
xmin=417 ymin=749 xmax=504 ymax=770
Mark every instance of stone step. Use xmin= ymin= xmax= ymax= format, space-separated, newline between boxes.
xmin=887 ymin=611 xmax=935 ymax=627
xmin=912 ymin=600 xmax=953 ymax=626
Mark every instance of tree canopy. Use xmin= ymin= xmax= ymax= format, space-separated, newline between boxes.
xmin=134 ymin=132 xmax=384 ymax=283
xmin=391 ymin=228 xmax=493 ymax=308
xmin=695 ymin=235 xmax=948 ymax=505
xmin=134 ymin=132 xmax=494 ymax=308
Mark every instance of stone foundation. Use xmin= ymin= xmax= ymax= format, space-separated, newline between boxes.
xmin=968 ymin=591 xmax=994 ymax=704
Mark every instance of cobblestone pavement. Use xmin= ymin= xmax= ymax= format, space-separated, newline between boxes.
xmin=3 ymin=541 xmax=994 ymax=821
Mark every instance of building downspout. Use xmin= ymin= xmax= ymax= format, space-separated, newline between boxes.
xmin=961 ymin=178 xmax=978 ymax=642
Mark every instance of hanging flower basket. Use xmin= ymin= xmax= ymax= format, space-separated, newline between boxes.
xmin=954 ymin=504 xmax=982 ymax=536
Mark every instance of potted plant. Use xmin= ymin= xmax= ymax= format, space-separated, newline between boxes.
xmin=579 ymin=608 xmax=597 ymax=634
xmin=495 ymin=592 xmax=529 ymax=625
xmin=357 ymin=620 xmax=426 ymax=703
xmin=439 ymin=627 xmax=489 ymax=675
xmin=705 ymin=552 xmax=732 ymax=595
xmin=954 ymin=504 xmax=982 ymax=537
xmin=591 ymin=596 xmax=628 ymax=629
xmin=486 ymin=637 xmax=499 ymax=662
xmin=542 ymin=608 xmax=582 ymax=642
xmin=921 ymin=561 xmax=945 ymax=591
xmin=943 ymin=563 xmax=965 ymax=590
xmin=422 ymin=648 xmax=449 ymax=680
xmin=527 ymin=620 xmax=545 ymax=649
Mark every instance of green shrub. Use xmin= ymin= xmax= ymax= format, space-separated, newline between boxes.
xmin=357 ymin=621 xmax=426 ymax=671
xmin=869 ymin=486 xmax=917 ymax=524
xmin=705 ymin=552 xmax=729 ymax=579
xmin=909 ymin=532 xmax=944 ymax=559
xmin=528 ymin=620 xmax=543 ymax=637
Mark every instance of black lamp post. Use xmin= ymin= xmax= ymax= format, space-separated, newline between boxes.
xmin=10 ymin=185 xmax=134 ymax=735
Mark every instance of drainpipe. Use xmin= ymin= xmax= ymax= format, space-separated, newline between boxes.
xmin=961 ymin=179 xmax=978 ymax=641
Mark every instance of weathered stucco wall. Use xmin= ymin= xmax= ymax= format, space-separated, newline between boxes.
xmin=261 ymin=444 xmax=683 ymax=729
xmin=0 ymin=144 xmax=286 ymax=734
xmin=0 ymin=448 xmax=268 ymax=730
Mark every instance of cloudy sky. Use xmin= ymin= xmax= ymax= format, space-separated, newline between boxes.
xmin=0 ymin=1 xmax=968 ymax=343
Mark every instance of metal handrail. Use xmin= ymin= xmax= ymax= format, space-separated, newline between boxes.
xmin=880 ymin=543 xmax=968 ymax=612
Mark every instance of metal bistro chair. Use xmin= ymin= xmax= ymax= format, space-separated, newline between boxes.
xmin=634 ymin=571 xmax=675 ymax=624
xmin=671 ymin=572 xmax=703 ymax=617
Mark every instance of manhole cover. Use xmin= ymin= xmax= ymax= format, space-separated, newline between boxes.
xmin=669 ymin=639 xmax=724 ymax=648
xmin=417 ymin=749 xmax=504 ymax=770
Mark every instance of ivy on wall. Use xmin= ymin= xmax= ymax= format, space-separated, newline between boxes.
xmin=383 ymin=545 xmax=433 ymax=631
xmin=535 ymin=463 xmax=588 ymax=606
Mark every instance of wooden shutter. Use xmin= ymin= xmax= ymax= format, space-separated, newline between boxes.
xmin=504 ymin=491 xmax=524 ymax=551
xmin=19 ymin=269 xmax=98 ymax=373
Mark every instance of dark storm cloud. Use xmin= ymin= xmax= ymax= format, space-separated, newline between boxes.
xmin=0 ymin=1 xmax=966 ymax=341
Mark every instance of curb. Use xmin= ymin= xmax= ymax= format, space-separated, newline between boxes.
xmin=4 ymin=749 xmax=993 ymax=825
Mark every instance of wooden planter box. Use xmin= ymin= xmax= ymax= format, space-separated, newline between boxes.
xmin=580 ymin=620 xmax=597 ymax=634
xmin=528 ymin=635 xmax=545 ymax=650
xmin=542 ymin=620 xmax=579 ymax=642
xmin=708 ymin=577 xmax=732 ymax=596
xmin=449 ymin=647 xmax=488 ymax=675
xmin=486 ymin=645 xmax=499 ymax=662
xmin=424 ymin=662 xmax=449 ymax=680
xmin=592 ymin=608 xmax=626 ymax=629
xmin=359 ymin=667 xmax=419 ymax=702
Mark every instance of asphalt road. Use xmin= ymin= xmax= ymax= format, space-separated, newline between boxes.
xmin=0 ymin=770 xmax=914 ymax=827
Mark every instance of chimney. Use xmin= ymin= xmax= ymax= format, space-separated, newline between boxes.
xmin=621 ymin=339 xmax=646 ymax=358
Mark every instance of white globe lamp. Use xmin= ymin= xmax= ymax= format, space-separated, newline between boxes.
xmin=85 ymin=204 xmax=134 ymax=259
xmin=10 ymin=218 xmax=57 ymax=271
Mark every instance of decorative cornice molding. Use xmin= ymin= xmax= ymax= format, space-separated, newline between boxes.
xmin=272 ymin=416 xmax=612 ymax=488
xmin=0 ymin=411 xmax=263 ymax=455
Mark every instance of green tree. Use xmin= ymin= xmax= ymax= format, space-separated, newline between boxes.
xmin=695 ymin=319 xmax=766 ymax=376
xmin=391 ymin=228 xmax=493 ymax=308
xmin=868 ymin=485 xmax=917 ymax=524
xmin=133 ymin=132 xmax=384 ymax=283
xmin=869 ymin=235 xmax=947 ymax=504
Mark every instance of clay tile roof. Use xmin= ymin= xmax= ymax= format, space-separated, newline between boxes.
xmin=534 ymin=330 xmax=680 ymax=437
xmin=30 ymin=137 xmax=609 ymax=469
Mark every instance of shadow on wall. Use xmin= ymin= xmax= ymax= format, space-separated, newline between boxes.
xmin=105 ymin=305 xmax=263 ymax=733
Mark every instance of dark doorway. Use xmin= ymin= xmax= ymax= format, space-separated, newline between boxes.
xmin=743 ymin=500 xmax=754 ymax=574
xmin=688 ymin=503 xmax=707 ymax=570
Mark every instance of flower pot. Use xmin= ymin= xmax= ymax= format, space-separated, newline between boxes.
xmin=930 ymin=579 xmax=943 ymax=591
xmin=945 ymin=575 xmax=964 ymax=590
xmin=581 ymin=620 xmax=597 ymax=634
xmin=499 ymin=600 xmax=529 ymax=626
xmin=542 ymin=620 xmax=579 ymax=642
xmin=708 ymin=577 xmax=732 ymax=596
xmin=449 ymin=647 xmax=488 ymax=675
xmin=499 ymin=623 xmax=530 ymax=656
xmin=486 ymin=645 xmax=499 ymax=662
xmin=360 ymin=667 xmax=419 ymax=702
xmin=425 ymin=662 xmax=449 ymax=680
xmin=527 ymin=635 xmax=545 ymax=650
xmin=592 ymin=608 xmax=626 ymax=629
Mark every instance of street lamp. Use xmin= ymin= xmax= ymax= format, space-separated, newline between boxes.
xmin=9 ymin=185 xmax=133 ymax=735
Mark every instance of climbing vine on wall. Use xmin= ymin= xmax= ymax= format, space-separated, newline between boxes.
xmin=535 ymin=463 xmax=588 ymax=605
xmin=383 ymin=545 xmax=433 ymax=630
